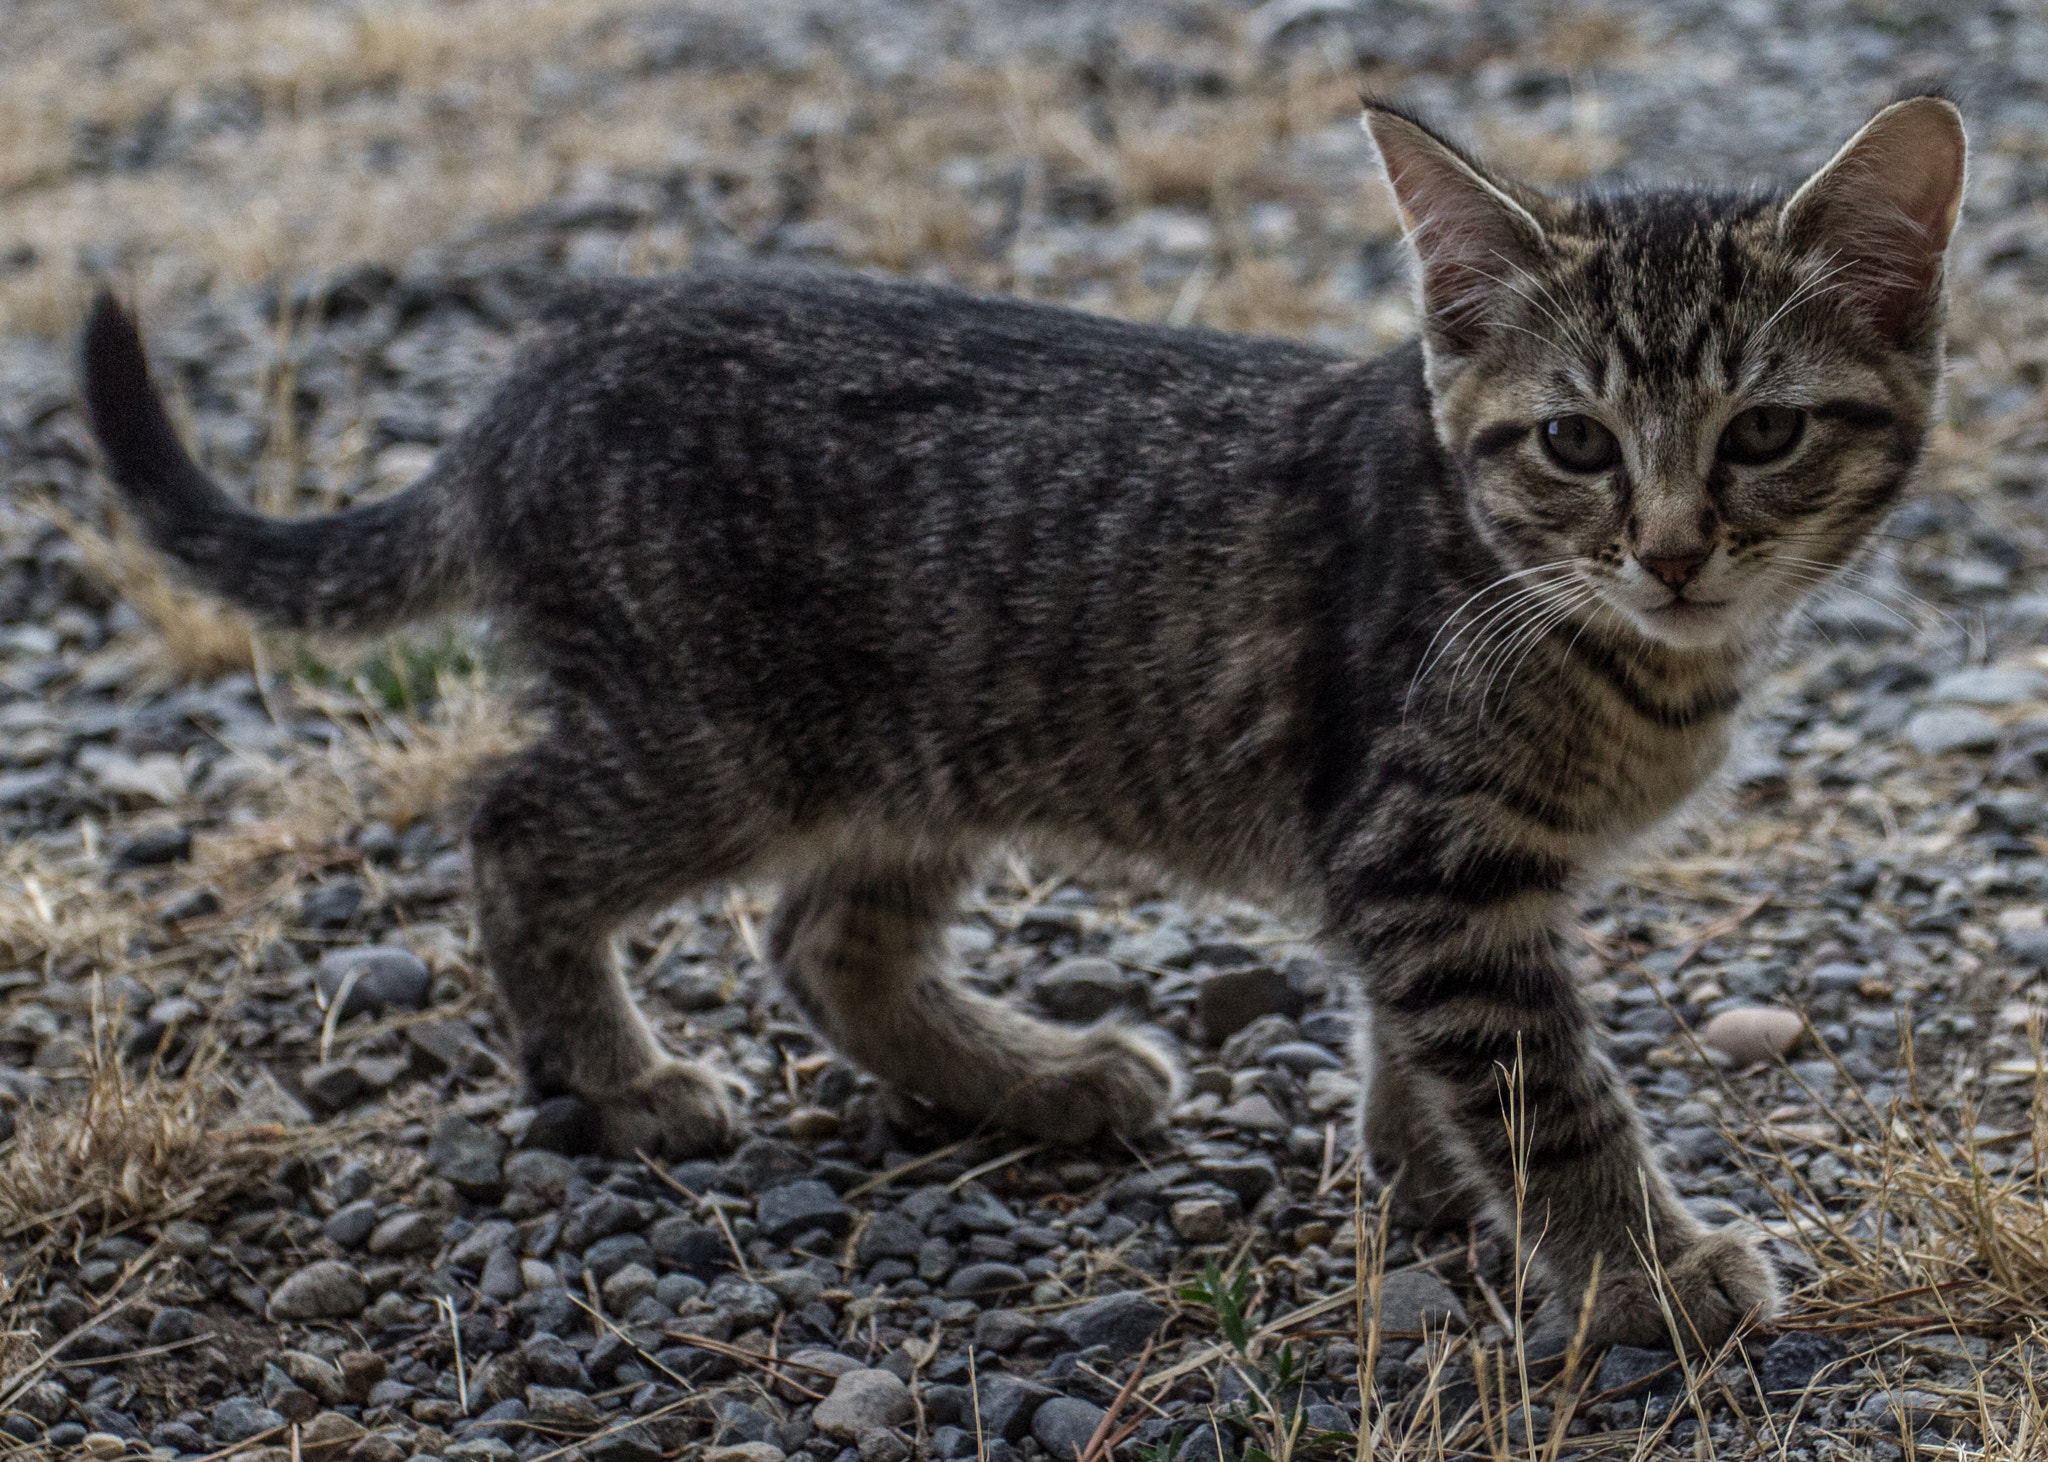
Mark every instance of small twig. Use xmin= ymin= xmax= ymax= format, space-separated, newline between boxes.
xmin=316 ymin=965 xmax=365 ymax=1065
xmin=655 ymin=1331 xmax=829 ymax=1400
xmin=435 ymin=1294 xmax=469 ymax=1417
xmin=638 ymin=1152 xmax=753 ymax=1279
xmin=947 ymin=1142 xmax=1046 ymax=1193
xmin=844 ymin=1136 xmax=980 ymax=1201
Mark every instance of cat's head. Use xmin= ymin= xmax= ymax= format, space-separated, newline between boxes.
xmin=1365 ymin=96 xmax=1967 ymax=653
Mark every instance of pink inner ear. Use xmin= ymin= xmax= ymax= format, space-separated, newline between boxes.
xmin=1369 ymin=117 xmax=1544 ymax=354
xmin=1785 ymin=102 xmax=1966 ymax=346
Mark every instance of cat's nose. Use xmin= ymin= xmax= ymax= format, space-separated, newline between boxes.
xmin=1638 ymin=548 xmax=1708 ymax=590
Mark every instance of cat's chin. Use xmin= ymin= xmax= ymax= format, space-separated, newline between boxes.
xmin=1621 ymin=596 xmax=1740 ymax=651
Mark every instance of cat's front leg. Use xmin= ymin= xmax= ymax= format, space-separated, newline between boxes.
xmin=1348 ymin=905 xmax=1779 ymax=1350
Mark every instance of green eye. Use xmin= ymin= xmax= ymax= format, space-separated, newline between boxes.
xmin=1542 ymin=415 xmax=1620 ymax=473
xmin=1718 ymin=405 xmax=1805 ymax=465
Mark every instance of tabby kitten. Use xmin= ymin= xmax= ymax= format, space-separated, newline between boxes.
xmin=79 ymin=95 xmax=1966 ymax=1348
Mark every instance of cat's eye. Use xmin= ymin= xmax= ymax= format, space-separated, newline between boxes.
xmin=1541 ymin=415 xmax=1620 ymax=473
xmin=1718 ymin=405 xmax=1805 ymax=466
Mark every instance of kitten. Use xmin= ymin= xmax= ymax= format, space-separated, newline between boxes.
xmin=79 ymin=95 xmax=1965 ymax=1349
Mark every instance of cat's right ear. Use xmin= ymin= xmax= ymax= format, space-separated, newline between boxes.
xmin=1362 ymin=102 xmax=1548 ymax=355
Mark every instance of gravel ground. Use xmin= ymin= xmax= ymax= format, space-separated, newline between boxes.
xmin=7 ymin=2 xmax=2048 ymax=1460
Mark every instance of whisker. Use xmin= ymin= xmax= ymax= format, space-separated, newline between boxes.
xmin=1481 ymin=590 xmax=1598 ymax=718
xmin=1460 ymin=583 xmax=1595 ymax=710
xmin=1404 ymin=561 xmax=1577 ymax=716
xmin=1447 ymin=578 xmax=1589 ymax=696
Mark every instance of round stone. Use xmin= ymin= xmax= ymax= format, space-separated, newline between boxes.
xmin=812 ymin=1369 xmax=913 ymax=1441
xmin=267 ymin=1261 xmax=368 ymax=1322
xmin=1701 ymin=1006 xmax=1804 ymax=1066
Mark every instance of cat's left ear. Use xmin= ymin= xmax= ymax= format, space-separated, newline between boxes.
xmin=1778 ymin=95 xmax=1968 ymax=348
xmin=1362 ymin=102 xmax=1549 ymax=356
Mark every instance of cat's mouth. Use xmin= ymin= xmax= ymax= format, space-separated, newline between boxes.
xmin=1633 ymin=593 xmax=1737 ymax=648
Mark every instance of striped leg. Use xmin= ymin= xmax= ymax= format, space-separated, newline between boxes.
xmin=770 ymin=853 xmax=1181 ymax=1143
xmin=1354 ymin=905 xmax=1779 ymax=1349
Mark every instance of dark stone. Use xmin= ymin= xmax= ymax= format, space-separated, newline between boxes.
xmin=465 ymin=1398 xmax=529 ymax=1441
xmin=721 ymin=1137 xmax=811 ymax=1194
xmin=1031 ymin=1398 xmax=1107 ymax=1457
xmin=522 ymin=1334 xmax=592 ymax=1391
xmin=1032 ymin=958 xmax=1146 ymax=1020
xmin=1192 ymin=1154 xmax=1279 ymax=1204
xmin=713 ymin=1400 xmax=774 ymax=1443
xmin=524 ymin=1095 xmax=603 ymax=1155
xmin=63 ymin=1324 xmax=133 ymax=1359
xmin=857 ymin=1210 xmax=925 ymax=1264
xmin=159 ymin=886 xmax=223 ymax=923
xmin=581 ymin=1233 xmax=654 ymax=1282
xmin=667 ymin=1159 xmax=723 ymax=1194
xmin=588 ymin=1425 xmax=665 ymax=1462
xmin=429 ymin=1115 xmax=508 ymax=1198
xmin=1196 ymin=966 xmax=1304 ymax=1042
xmin=953 ymin=1188 xmax=1020 ymax=1233
xmin=150 ymin=1422 xmax=206 ymax=1451
xmin=944 ymin=1262 xmax=1030 ymax=1297
xmin=146 ymin=1306 xmax=199 ymax=1346
xmin=301 ymin=880 xmax=366 ymax=929
xmin=82 ymin=1403 xmax=141 ymax=1439
xmin=112 ymin=825 xmax=190 ymax=868
xmin=650 ymin=1216 xmax=728 ymax=1274
xmin=1595 ymin=1345 xmax=1680 ymax=1398
xmin=756 ymin=1180 xmax=851 ymax=1242
xmin=1261 ymin=1040 xmax=1343 ymax=1075
xmin=210 ymin=1397 xmax=286 ymax=1444
xmin=1761 ymin=1331 xmax=1847 ymax=1403
xmin=323 ymin=1198 xmax=380 ymax=1248
xmin=1299 ymin=1010 xmax=1354 ymax=1050
xmin=315 ymin=946 xmax=430 ymax=1019
xmin=300 ymin=1061 xmax=367 ymax=1114
xmin=1049 ymin=1292 xmax=1167 ymax=1360
xmin=976 ymin=1376 xmax=1057 ymax=1443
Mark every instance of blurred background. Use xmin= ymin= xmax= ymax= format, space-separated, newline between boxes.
xmin=5 ymin=0 xmax=2046 ymax=525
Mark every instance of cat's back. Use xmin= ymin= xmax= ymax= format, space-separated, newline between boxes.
xmin=525 ymin=265 xmax=1351 ymax=422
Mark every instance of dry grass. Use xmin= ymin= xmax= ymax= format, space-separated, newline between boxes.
xmin=0 ymin=835 xmax=146 ymax=976
xmin=1135 ymin=1043 xmax=2048 ymax=1459
xmin=40 ymin=504 xmax=263 ymax=685
xmin=0 ymin=1016 xmax=308 ymax=1257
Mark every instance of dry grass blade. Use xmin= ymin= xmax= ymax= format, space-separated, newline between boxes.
xmin=1075 ymin=1337 xmax=1155 ymax=1462
xmin=0 ymin=1009 xmax=314 ymax=1257
xmin=35 ymin=503 xmax=261 ymax=684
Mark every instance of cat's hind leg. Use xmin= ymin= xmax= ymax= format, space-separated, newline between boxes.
xmin=468 ymin=724 xmax=756 ymax=1157
xmin=772 ymin=850 xmax=1181 ymax=1142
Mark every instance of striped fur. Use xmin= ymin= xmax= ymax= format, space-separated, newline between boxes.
xmin=77 ymin=98 xmax=1965 ymax=1348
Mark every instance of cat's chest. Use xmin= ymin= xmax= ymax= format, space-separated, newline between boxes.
xmin=1507 ymin=692 xmax=1738 ymax=845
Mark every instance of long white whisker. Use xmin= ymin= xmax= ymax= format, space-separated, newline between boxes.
xmin=1447 ymin=577 xmax=1587 ymax=687
xmin=1748 ymin=257 xmax=1856 ymax=351
xmin=1455 ymin=580 xmax=1591 ymax=704
xmin=1404 ymin=561 xmax=1577 ymax=716
xmin=1768 ymin=565 xmax=1935 ymax=638
xmin=1770 ymin=556 xmax=1968 ymax=639
xmin=1481 ymin=590 xmax=1598 ymax=718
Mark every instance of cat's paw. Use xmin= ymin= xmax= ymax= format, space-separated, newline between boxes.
xmin=1657 ymin=1225 xmax=1782 ymax=1348
xmin=591 ymin=1057 xmax=745 ymax=1158
xmin=1007 ymin=1024 xmax=1182 ymax=1143
xmin=1555 ymin=1225 xmax=1780 ymax=1352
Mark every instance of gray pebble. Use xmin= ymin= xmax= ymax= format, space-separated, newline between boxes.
xmin=316 ymin=946 xmax=431 ymax=1018
xmin=756 ymin=1179 xmax=851 ymax=1242
xmin=266 ymin=1260 xmax=367 ymax=1322
xmin=1030 ymin=1398 xmax=1105 ymax=1456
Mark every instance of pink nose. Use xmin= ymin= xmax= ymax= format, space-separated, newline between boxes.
xmin=1639 ymin=550 xmax=1707 ymax=589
